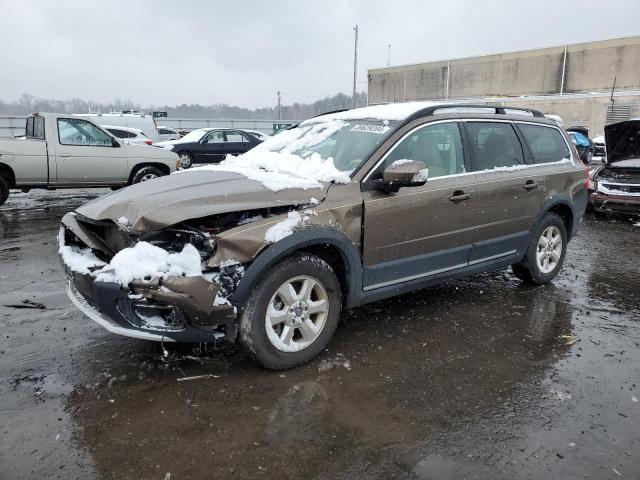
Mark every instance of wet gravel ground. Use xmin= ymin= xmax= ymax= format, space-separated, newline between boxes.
xmin=1 ymin=190 xmax=639 ymax=480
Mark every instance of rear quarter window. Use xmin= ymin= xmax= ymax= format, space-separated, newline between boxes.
xmin=517 ymin=124 xmax=571 ymax=164
xmin=25 ymin=116 xmax=45 ymax=139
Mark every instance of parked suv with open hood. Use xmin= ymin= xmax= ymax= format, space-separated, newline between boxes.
xmin=588 ymin=119 xmax=640 ymax=215
xmin=59 ymin=102 xmax=588 ymax=369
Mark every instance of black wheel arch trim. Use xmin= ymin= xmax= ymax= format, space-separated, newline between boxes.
xmin=230 ymin=226 xmax=364 ymax=308
xmin=533 ymin=193 xmax=586 ymax=239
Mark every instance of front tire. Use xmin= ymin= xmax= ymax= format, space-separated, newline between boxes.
xmin=512 ymin=213 xmax=568 ymax=285
xmin=131 ymin=166 xmax=164 ymax=184
xmin=0 ymin=176 xmax=8 ymax=206
xmin=239 ymin=253 xmax=342 ymax=370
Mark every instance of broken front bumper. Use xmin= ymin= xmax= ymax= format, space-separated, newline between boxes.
xmin=589 ymin=192 xmax=640 ymax=215
xmin=62 ymin=266 xmax=238 ymax=343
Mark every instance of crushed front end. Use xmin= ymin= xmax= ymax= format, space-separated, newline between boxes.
xmin=589 ymin=162 xmax=640 ymax=215
xmin=59 ymin=212 xmax=242 ymax=343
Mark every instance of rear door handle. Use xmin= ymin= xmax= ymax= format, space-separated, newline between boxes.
xmin=59 ymin=153 xmax=71 ymax=158
xmin=523 ymin=180 xmax=539 ymax=191
xmin=449 ymin=190 xmax=471 ymax=202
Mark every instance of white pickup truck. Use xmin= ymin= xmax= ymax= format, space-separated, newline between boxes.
xmin=0 ymin=113 xmax=179 ymax=206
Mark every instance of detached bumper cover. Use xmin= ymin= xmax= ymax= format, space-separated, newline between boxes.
xmin=66 ymin=282 xmax=176 ymax=342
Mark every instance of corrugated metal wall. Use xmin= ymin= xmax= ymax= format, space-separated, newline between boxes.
xmin=369 ymin=35 xmax=640 ymax=104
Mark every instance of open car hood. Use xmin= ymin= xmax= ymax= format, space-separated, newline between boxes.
xmin=75 ymin=170 xmax=328 ymax=233
xmin=604 ymin=120 xmax=640 ymax=163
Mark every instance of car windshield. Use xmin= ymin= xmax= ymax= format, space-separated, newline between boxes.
xmin=179 ymin=129 xmax=208 ymax=142
xmin=257 ymin=119 xmax=396 ymax=173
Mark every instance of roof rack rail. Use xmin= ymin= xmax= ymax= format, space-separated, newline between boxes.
xmin=404 ymin=103 xmax=545 ymax=123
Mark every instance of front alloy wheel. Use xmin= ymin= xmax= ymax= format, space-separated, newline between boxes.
xmin=265 ymin=276 xmax=329 ymax=352
xmin=239 ymin=253 xmax=341 ymax=370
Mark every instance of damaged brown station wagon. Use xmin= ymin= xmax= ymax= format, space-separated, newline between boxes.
xmin=59 ymin=102 xmax=588 ymax=369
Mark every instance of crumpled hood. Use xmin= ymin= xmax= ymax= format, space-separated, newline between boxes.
xmin=604 ymin=120 xmax=640 ymax=163
xmin=75 ymin=170 xmax=328 ymax=233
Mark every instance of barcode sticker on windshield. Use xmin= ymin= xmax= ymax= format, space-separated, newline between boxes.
xmin=350 ymin=124 xmax=390 ymax=134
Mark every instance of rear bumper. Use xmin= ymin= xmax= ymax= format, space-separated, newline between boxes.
xmin=589 ymin=192 xmax=640 ymax=215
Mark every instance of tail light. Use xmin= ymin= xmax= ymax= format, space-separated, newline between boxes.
xmin=145 ymin=139 xmax=153 ymax=145
xmin=584 ymin=166 xmax=590 ymax=189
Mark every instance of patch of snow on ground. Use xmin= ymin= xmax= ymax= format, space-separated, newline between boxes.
xmin=318 ymin=353 xmax=352 ymax=372
xmin=95 ymin=242 xmax=202 ymax=285
xmin=264 ymin=211 xmax=302 ymax=243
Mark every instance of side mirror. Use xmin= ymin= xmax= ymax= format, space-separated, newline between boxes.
xmin=370 ymin=160 xmax=428 ymax=193
xmin=111 ymin=137 xmax=121 ymax=148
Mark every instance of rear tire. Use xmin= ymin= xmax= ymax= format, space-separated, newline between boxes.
xmin=239 ymin=253 xmax=342 ymax=370
xmin=512 ymin=213 xmax=568 ymax=285
xmin=131 ymin=166 xmax=164 ymax=184
xmin=0 ymin=176 xmax=9 ymax=206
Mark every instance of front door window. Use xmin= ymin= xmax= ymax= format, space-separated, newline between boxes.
xmin=374 ymin=122 xmax=465 ymax=179
xmin=58 ymin=118 xmax=112 ymax=146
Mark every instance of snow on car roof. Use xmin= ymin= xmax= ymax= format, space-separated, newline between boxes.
xmin=304 ymin=101 xmax=443 ymax=123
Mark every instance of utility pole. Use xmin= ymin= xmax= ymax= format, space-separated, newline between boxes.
xmin=352 ymin=25 xmax=358 ymax=109
xmin=277 ymin=91 xmax=281 ymax=120
xmin=387 ymin=43 xmax=391 ymax=67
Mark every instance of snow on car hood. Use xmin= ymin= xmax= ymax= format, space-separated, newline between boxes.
xmin=604 ymin=120 xmax=640 ymax=163
xmin=75 ymin=169 xmax=329 ymax=234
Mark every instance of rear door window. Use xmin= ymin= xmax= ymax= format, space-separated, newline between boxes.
xmin=225 ymin=131 xmax=249 ymax=143
xmin=108 ymin=128 xmax=129 ymax=138
xmin=517 ymin=124 xmax=571 ymax=164
xmin=465 ymin=122 xmax=525 ymax=171
xmin=203 ymin=130 xmax=225 ymax=143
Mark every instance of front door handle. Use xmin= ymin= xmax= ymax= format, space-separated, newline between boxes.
xmin=59 ymin=153 xmax=71 ymax=157
xmin=449 ymin=190 xmax=471 ymax=202
xmin=523 ymin=180 xmax=539 ymax=191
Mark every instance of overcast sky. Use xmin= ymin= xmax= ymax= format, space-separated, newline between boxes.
xmin=2 ymin=0 xmax=640 ymax=109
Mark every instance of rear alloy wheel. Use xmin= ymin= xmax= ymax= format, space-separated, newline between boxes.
xmin=0 ymin=176 xmax=9 ymax=206
xmin=132 ymin=166 xmax=164 ymax=184
xmin=239 ymin=253 xmax=342 ymax=370
xmin=512 ymin=213 xmax=567 ymax=285
xmin=178 ymin=152 xmax=193 ymax=169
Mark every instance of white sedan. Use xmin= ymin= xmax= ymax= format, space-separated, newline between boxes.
xmin=103 ymin=125 xmax=154 ymax=146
